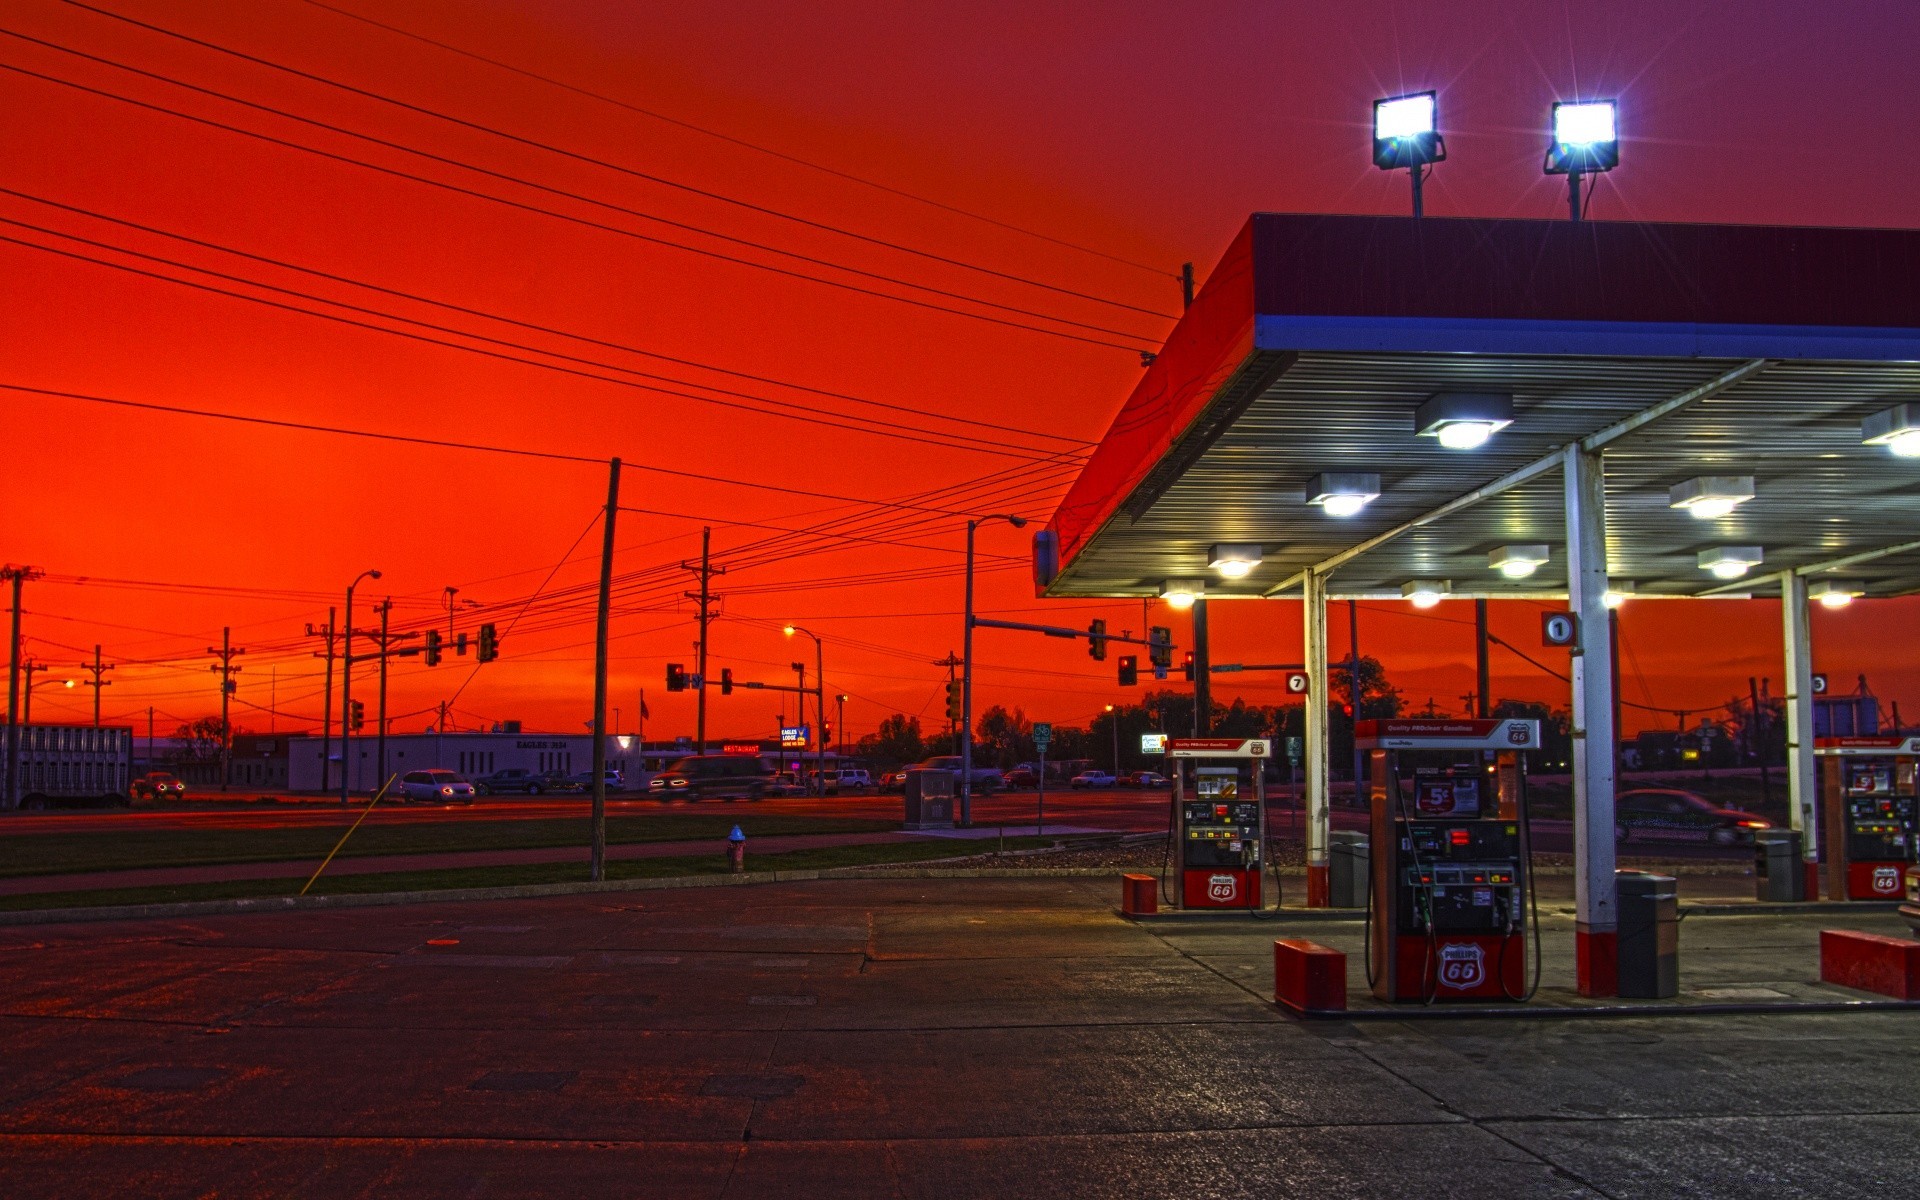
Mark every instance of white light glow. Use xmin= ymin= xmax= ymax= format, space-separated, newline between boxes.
xmin=1498 ymin=559 xmax=1539 ymax=580
xmin=1375 ymin=94 xmax=1435 ymax=140
xmin=1408 ymin=589 xmax=1443 ymax=609
xmin=1215 ymin=560 xmax=1255 ymax=579
xmin=1556 ymin=101 xmax=1616 ymax=146
xmin=1164 ymin=590 xmax=1195 ymax=610
xmin=1320 ymin=494 xmax=1370 ymax=518
xmin=1890 ymin=430 xmax=1920 ymax=458
xmin=1436 ymin=421 xmax=1496 ymax=450
xmin=1603 ymin=590 xmax=1629 ymax=609
xmin=1819 ymin=591 xmax=1855 ymax=609
xmin=1708 ymin=561 xmax=1751 ymax=581
xmin=1686 ymin=497 xmax=1739 ymax=520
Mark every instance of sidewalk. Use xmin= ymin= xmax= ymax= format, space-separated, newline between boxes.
xmin=0 ymin=830 xmax=920 ymax=897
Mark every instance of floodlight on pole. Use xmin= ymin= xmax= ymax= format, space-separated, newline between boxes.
xmin=1373 ymin=91 xmax=1444 ymax=217
xmin=1544 ymin=99 xmax=1619 ymax=221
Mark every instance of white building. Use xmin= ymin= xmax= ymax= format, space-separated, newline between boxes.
xmin=286 ymin=732 xmax=660 ymax=792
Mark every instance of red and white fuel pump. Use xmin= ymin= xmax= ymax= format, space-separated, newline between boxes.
xmin=1815 ymin=735 xmax=1920 ymax=900
xmin=1359 ymin=718 xmax=1541 ymax=1003
xmin=1163 ymin=737 xmax=1271 ymax=910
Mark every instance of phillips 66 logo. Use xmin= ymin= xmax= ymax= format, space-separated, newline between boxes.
xmin=1207 ymin=874 xmax=1238 ymax=902
xmin=1872 ymin=867 xmax=1901 ymax=894
xmin=1437 ymin=943 xmax=1486 ymax=990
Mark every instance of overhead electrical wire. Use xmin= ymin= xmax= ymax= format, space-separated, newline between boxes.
xmin=58 ymin=0 xmax=1176 ymax=322
xmin=296 ymin=0 xmax=1174 ymax=280
xmin=0 ymin=44 xmax=1158 ymax=352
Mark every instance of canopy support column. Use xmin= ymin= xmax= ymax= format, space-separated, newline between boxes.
xmin=1304 ymin=568 xmax=1331 ymax=906
xmin=1565 ymin=445 xmax=1618 ymax=996
xmin=1782 ymin=572 xmax=1821 ymax=898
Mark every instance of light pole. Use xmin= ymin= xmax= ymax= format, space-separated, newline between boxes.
xmin=340 ymin=567 xmax=380 ymax=807
xmin=961 ymin=514 xmax=1026 ymax=826
xmin=1107 ymin=704 xmax=1118 ymax=776
xmin=784 ymin=625 xmax=825 ymax=794
xmin=836 ymin=694 xmax=848 ymax=760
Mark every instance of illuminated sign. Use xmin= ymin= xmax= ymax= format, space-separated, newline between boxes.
xmin=780 ymin=726 xmax=810 ymax=749
xmin=722 ymin=743 xmax=761 ymax=756
xmin=1140 ymin=732 xmax=1168 ymax=754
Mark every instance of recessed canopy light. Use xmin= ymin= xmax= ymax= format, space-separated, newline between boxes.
xmin=1161 ymin=579 xmax=1204 ymax=609
xmin=1811 ymin=579 xmax=1864 ymax=609
xmin=1208 ymin=543 xmax=1262 ymax=579
xmin=1415 ymin=393 xmax=1514 ymax=450
xmin=1488 ymin=545 xmax=1550 ymax=579
xmin=1603 ymin=583 xmax=1634 ymax=609
xmin=1669 ymin=476 xmax=1755 ymax=520
xmin=1863 ymin=403 xmax=1920 ymax=458
xmin=1402 ymin=579 xmax=1449 ymax=609
xmin=1306 ymin=472 xmax=1380 ymax=518
xmin=1698 ymin=547 xmax=1763 ymax=581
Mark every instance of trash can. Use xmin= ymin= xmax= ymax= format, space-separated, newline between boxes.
xmin=1616 ymin=870 xmax=1679 ymax=999
xmin=1329 ymin=830 xmax=1369 ymax=909
xmin=1753 ymin=829 xmax=1806 ymax=902
xmin=903 ymin=769 xmax=955 ymax=830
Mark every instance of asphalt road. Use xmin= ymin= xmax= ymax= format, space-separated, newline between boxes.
xmin=2 ymin=877 xmax=1913 ymax=1197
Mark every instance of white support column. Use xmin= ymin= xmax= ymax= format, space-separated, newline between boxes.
xmin=1782 ymin=572 xmax=1820 ymax=895
xmin=1304 ymin=568 xmax=1331 ymax=906
xmin=1564 ymin=445 xmax=1618 ymax=996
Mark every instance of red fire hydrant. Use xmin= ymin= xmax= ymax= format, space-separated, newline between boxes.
xmin=727 ymin=824 xmax=746 ymax=874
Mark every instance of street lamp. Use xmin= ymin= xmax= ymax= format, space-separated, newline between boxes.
xmin=962 ymin=513 xmax=1028 ymax=826
xmin=783 ymin=624 xmax=825 ymax=794
xmin=340 ymin=567 xmax=380 ymax=807
xmin=1106 ymin=703 xmax=1118 ymax=776
xmin=836 ymin=694 xmax=848 ymax=759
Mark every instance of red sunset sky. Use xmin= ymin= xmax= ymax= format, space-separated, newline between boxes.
xmin=4 ymin=0 xmax=1918 ymax=744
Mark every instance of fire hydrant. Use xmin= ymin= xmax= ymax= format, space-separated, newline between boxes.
xmin=727 ymin=824 xmax=746 ymax=874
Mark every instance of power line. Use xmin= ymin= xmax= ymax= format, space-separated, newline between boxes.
xmin=0 ymin=46 xmax=1157 ymax=352
xmin=1 ymin=187 xmax=1094 ymax=450
xmin=297 ymin=0 xmax=1174 ymax=280
xmin=58 ymin=0 xmax=1176 ymax=322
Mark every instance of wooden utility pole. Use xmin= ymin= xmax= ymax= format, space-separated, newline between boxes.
xmin=79 ymin=644 xmax=113 ymax=726
xmin=308 ymin=609 xmax=338 ymax=792
xmin=590 ymin=458 xmax=621 ymax=882
xmin=208 ymin=628 xmax=244 ymax=791
xmin=3 ymin=564 xmax=43 ymax=810
xmin=683 ymin=527 xmax=724 ymax=758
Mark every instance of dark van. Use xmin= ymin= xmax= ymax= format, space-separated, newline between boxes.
xmin=648 ymin=755 xmax=769 ymax=802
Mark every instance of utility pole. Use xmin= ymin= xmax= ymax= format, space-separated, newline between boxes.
xmin=682 ymin=527 xmax=725 ymax=758
xmin=79 ymin=644 xmax=113 ymax=727
xmin=375 ymin=601 xmax=392 ymax=786
xmin=1474 ymin=599 xmax=1490 ymax=719
xmin=20 ymin=660 xmax=48 ymax=723
xmin=590 ymin=458 xmax=621 ymax=883
xmin=308 ymin=608 xmax=338 ymax=793
xmin=341 ymin=569 xmax=381 ymax=805
xmin=146 ymin=706 xmax=154 ymax=772
xmin=836 ymin=694 xmax=847 ymax=759
xmin=208 ymin=628 xmax=244 ymax=792
xmin=1750 ymin=676 xmax=1773 ymax=807
xmin=3 ymin=564 xmax=42 ymax=810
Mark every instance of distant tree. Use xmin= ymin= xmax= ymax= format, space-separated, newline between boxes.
xmin=857 ymin=713 xmax=926 ymax=767
xmin=974 ymin=705 xmax=1033 ymax=769
xmin=172 ymin=716 xmax=230 ymax=764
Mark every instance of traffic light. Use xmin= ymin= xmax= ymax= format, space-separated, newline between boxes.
xmin=455 ymin=632 xmax=469 ymax=656
xmin=348 ymin=698 xmax=365 ymax=732
xmin=720 ymin=667 xmax=733 ymax=696
xmin=1148 ymin=626 xmax=1173 ymax=668
xmin=423 ymin=629 xmax=441 ymax=667
xmin=1118 ymin=655 xmax=1138 ymax=687
xmin=944 ymin=678 xmax=963 ymax=722
xmin=822 ymin=721 xmax=831 ymax=746
xmin=1182 ymin=651 xmax=1195 ymax=682
xmin=666 ymin=663 xmax=686 ymax=692
xmin=1087 ymin=618 xmax=1108 ymax=661
xmin=476 ymin=623 xmax=499 ymax=663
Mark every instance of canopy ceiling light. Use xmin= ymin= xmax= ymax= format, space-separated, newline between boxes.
xmin=1603 ymin=582 xmax=1635 ymax=609
xmin=1402 ymin=579 xmax=1450 ymax=609
xmin=1372 ymin=91 xmax=1444 ymax=217
xmin=1544 ymin=99 xmax=1618 ymax=221
xmin=1698 ymin=547 xmax=1763 ymax=581
xmin=1863 ymin=403 xmax=1920 ymax=458
xmin=1160 ymin=579 xmax=1204 ymax=609
xmin=1208 ymin=543 xmax=1263 ymax=579
xmin=1306 ymin=472 xmax=1381 ymax=518
xmin=1810 ymin=579 xmax=1865 ymax=609
xmin=1669 ymin=476 xmax=1755 ymax=520
xmin=1488 ymin=545 xmax=1550 ymax=579
xmin=1415 ymin=392 xmax=1514 ymax=450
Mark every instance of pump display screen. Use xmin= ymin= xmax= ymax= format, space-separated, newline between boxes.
xmin=1182 ymin=799 xmax=1261 ymax=869
xmin=1196 ymin=769 xmax=1238 ymax=802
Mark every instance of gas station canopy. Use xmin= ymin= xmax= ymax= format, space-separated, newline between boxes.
xmin=1041 ymin=215 xmax=1920 ymax=602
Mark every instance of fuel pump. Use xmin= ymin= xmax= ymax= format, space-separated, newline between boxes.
xmin=1163 ymin=738 xmax=1272 ymax=910
xmin=1360 ymin=719 xmax=1541 ymax=1003
xmin=1816 ymin=736 xmax=1920 ymax=900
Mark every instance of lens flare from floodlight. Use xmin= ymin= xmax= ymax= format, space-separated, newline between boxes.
xmin=1375 ymin=93 xmax=1435 ymax=141
xmin=1555 ymin=101 xmax=1616 ymax=146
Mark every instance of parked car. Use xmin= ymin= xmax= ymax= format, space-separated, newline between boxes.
xmin=476 ymin=768 xmax=552 ymax=796
xmin=877 ymin=770 xmax=908 ymax=793
xmin=648 ymin=755 xmax=769 ymax=802
xmin=565 ymin=769 xmax=625 ymax=792
xmin=806 ymin=768 xmax=872 ymax=795
xmin=1118 ymin=770 xmax=1170 ymax=789
xmin=539 ymin=770 xmax=584 ymax=793
xmin=394 ymin=770 xmax=476 ymax=804
xmin=1001 ymin=766 xmax=1038 ymax=789
xmin=1070 ymin=769 xmax=1117 ymax=789
xmin=129 ymin=771 xmax=187 ymax=802
xmin=1615 ymin=789 xmax=1771 ymax=845
xmin=914 ymin=756 xmax=1002 ymax=793
xmin=767 ymin=771 xmax=807 ymax=797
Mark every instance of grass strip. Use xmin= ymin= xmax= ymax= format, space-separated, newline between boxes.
xmin=0 ymin=837 xmax=1058 ymax=912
